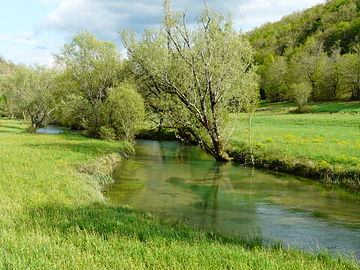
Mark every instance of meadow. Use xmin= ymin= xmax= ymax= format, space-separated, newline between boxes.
xmin=0 ymin=118 xmax=358 ymax=269
xmin=230 ymin=102 xmax=360 ymax=189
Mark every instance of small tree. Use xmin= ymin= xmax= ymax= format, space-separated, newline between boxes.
xmin=106 ymin=84 xmax=145 ymax=142
xmin=5 ymin=66 xmax=57 ymax=128
xmin=337 ymin=53 xmax=360 ymax=100
xmin=123 ymin=1 xmax=258 ymax=161
xmin=290 ymin=82 xmax=312 ymax=112
xmin=55 ymin=32 xmax=123 ymax=136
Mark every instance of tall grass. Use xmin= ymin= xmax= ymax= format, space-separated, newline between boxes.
xmin=0 ymin=118 xmax=358 ymax=269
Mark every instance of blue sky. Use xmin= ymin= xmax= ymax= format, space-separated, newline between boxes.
xmin=0 ymin=0 xmax=325 ymax=66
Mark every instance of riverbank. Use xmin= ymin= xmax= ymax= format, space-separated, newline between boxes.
xmin=230 ymin=102 xmax=360 ymax=191
xmin=0 ymin=119 xmax=358 ymax=269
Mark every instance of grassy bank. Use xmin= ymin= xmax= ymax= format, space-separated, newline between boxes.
xmin=0 ymin=119 xmax=358 ymax=269
xmin=230 ymin=101 xmax=360 ymax=190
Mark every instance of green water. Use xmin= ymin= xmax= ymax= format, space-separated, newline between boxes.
xmin=106 ymin=140 xmax=360 ymax=259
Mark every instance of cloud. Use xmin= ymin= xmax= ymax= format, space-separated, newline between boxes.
xmin=0 ymin=33 xmax=38 ymax=45
xmin=42 ymin=0 xmax=163 ymax=41
xmin=41 ymin=0 xmax=324 ymax=42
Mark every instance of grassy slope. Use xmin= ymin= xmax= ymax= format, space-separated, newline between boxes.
xmin=231 ymin=102 xmax=360 ymax=188
xmin=0 ymin=119 xmax=358 ymax=269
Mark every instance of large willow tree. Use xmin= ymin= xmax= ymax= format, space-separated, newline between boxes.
xmin=123 ymin=1 xmax=258 ymax=161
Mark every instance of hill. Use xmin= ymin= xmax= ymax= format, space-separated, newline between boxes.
xmin=246 ymin=0 xmax=360 ymax=103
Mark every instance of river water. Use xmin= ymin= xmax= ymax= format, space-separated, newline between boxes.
xmin=106 ymin=140 xmax=360 ymax=259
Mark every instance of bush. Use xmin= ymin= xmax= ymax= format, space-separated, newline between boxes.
xmin=99 ymin=126 xmax=116 ymax=141
xmin=107 ymin=84 xmax=145 ymax=142
xmin=290 ymin=82 xmax=312 ymax=112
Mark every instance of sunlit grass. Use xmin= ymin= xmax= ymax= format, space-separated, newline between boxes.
xmin=0 ymin=118 xmax=358 ymax=269
xmin=232 ymin=111 xmax=360 ymax=170
xmin=231 ymin=102 xmax=360 ymax=189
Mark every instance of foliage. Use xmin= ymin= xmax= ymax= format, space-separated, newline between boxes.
xmin=1 ymin=65 xmax=57 ymax=128
xmin=55 ymin=32 xmax=144 ymax=139
xmin=290 ymin=82 xmax=313 ymax=111
xmin=261 ymin=56 xmax=289 ymax=102
xmin=337 ymin=53 xmax=360 ymax=100
xmin=123 ymin=2 xmax=258 ymax=160
xmin=55 ymin=31 xmax=123 ymax=136
xmin=106 ymin=84 xmax=145 ymax=142
xmin=248 ymin=0 xmax=360 ymax=102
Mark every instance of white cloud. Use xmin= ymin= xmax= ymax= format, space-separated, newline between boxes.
xmin=0 ymin=33 xmax=38 ymax=45
xmin=4 ymin=0 xmax=324 ymax=65
xmin=41 ymin=0 xmax=325 ymax=42
xmin=42 ymin=0 xmax=163 ymax=41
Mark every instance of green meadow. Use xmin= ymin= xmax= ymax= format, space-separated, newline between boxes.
xmin=230 ymin=102 xmax=360 ymax=188
xmin=0 ymin=118 xmax=358 ymax=269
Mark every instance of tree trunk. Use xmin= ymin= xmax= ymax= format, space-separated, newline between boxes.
xmin=210 ymin=135 xmax=231 ymax=161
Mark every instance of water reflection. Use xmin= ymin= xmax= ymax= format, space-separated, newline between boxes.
xmin=106 ymin=140 xmax=360 ymax=259
xmin=36 ymin=126 xmax=64 ymax=134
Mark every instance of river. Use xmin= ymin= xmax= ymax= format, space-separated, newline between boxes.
xmin=106 ymin=140 xmax=360 ymax=259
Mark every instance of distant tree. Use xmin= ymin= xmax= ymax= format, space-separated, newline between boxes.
xmin=290 ymin=38 xmax=323 ymax=88
xmin=315 ymin=48 xmax=342 ymax=100
xmin=290 ymin=82 xmax=312 ymax=112
xmin=53 ymin=93 xmax=88 ymax=130
xmin=123 ymin=1 xmax=258 ymax=161
xmin=4 ymin=66 xmax=57 ymax=128
xmin=337 ymin=53 xmax=360 ymax=100
xmin=262 ymin=56 xmax=290 ymax=102
xmin=55 ymin=31 xmax=123 ymax=136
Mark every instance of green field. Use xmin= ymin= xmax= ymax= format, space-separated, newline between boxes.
xmin=0 ymin=118 xmax=358 ymax=269
xmin=230 ymin=102 xmax=360 ymax=188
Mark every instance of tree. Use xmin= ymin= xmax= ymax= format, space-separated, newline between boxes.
xmin=106 ymin=84 xmax=145 ymax=141
xmin=314 ymin=48 xmax=341 ymax=100
xmin=123 ymin=1 xmax=258 ymax=161
xmin=55 ymin=31 xmax=123 ymax=136
xmin=290 ymin=82 xmax=312 ymax=112
xmin=289 ymin=38 xmax=323 ymax=95
xmin=337 ymin=53 xmax=360 ymax=100
xmin=4 ymin=66 xmax=57 ymax=128
xmin=262 ymin=56 xmax=290 ymax=102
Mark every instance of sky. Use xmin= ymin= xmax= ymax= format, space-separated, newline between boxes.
xmin=0 ymin=0 xmax=325 ymax=66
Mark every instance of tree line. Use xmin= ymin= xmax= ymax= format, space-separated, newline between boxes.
xmin=0 ymin=1 xmax=258 ymax=161
xmin=248 ymin=0 xmax=360 ymax=109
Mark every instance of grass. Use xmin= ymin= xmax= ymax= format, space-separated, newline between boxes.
xmin=259 ymin=101 xmax=360 ymax=114
xmin=0 ymin=118 xmax=358 ymax=269
xmin=230 ymin=101 xmax=360 ymax=189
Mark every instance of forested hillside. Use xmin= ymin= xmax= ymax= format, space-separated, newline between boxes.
xmin=247 ymin=0 xmax=360 ymax=104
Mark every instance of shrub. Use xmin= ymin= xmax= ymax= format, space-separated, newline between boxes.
xmin=290 ymin=82 xmax=312 ymax=112
xmin=99 ymin=126 xmax=116 ymax=141
xmin=107 ymin=84 xmax=145 ymax=142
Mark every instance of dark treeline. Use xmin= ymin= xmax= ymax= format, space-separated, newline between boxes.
xmin=247 ymin=0 xmax=360 ymax=107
